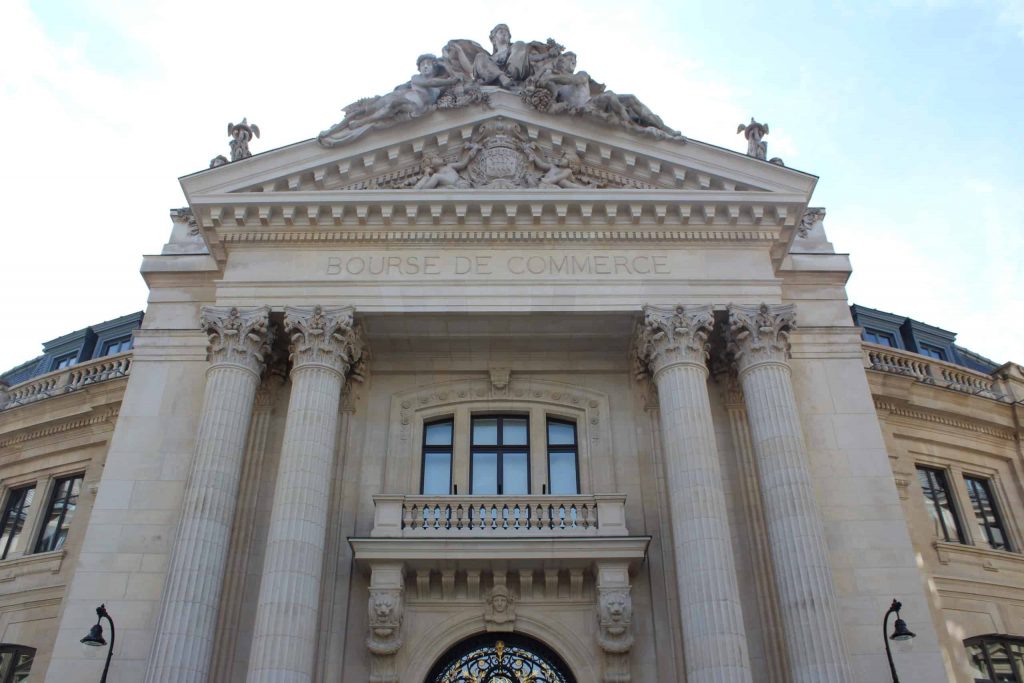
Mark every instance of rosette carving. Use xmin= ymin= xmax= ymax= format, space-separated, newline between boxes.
xmin=284 ymin=305 xmax=364 ymax=376
xmin=200 ymin=305 xmax=272 ymax=376
xmin=727 ymin=303 xmax=797 ymax=373
xmin=633 ymin=304 xmax=714 ymax=377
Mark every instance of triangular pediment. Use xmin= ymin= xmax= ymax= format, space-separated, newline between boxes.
xmin=184 ymin=92 xmax=812 ymax=198
xmin=181 ymin=93 xmax=816 ymax=265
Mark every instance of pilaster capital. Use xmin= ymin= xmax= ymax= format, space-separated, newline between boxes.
xmin=200 ymin=305 xmax=272 ymax=376
xmin=633 ymin=304 xmax=714 ymax=378
xmin=284 ymin=305 xmax=365 ymax=377
xmin=727 ymin=303 xmax=796 ymax=374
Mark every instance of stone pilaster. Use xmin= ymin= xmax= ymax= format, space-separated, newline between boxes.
xmin=721 ymin=381 xmax=788 ymax=683
xmin=246 ymin=306 xmax=363 ymax=683
xmin=210 ymin=375 xmax=282 ymax=682
xmin=634 ymin=304 xmax=752 ymax=683
xmin=145 ymin=306 xmax=272 ymax=683
xmin=727 ymin=303 xmax=852 ymax=683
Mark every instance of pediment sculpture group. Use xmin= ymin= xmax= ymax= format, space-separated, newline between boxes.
xmin=317 ymin=23 xmax=683 ymax=149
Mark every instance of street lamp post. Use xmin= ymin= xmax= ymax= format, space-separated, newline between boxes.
xmin=883 ymin=598 xmax=916 ymax=683
xmin=80 ymin=604 xmax=115 ymax=682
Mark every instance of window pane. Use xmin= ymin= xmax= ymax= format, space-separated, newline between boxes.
xmin=549 ymin=451 xmax=578 ymax=495
xmin=548 ymin=421 xmax=576 ymax=446
xmin=965 ymin=477 xmax=1010 ymax=551
xmin=472 ymin=453 xmax=498 ymax=494
xmin=422 ymin=452 xmax=451 ymax=495
xmin=472 ymin=418 xmax=498 ymax=446
xmin=502 ymin=418 xmax=528 ymax=446
xmin=11 ymin=651 xmax=32 ymax=682
xmin=503 ymin=452 xmax=528 ymax=495
xmin=989 ymin=642 xmax=1016 ymax=682
xmin=424 ymin=421 xmax=453 ymax=446
xmin=0 ymin=487 xmax=35 ymax=560
xmin=966 ymin=643 xmax=991 ymax=680
xmin=916 ymin=467 xmax=962 ymax=543
xmin=36 ymin=475 xmax=83 ymax=553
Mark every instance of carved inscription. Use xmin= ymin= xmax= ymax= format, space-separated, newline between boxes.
xmin=325 ymin=252 xmax=671 ymax=277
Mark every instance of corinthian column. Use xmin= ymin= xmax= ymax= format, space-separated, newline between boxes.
xmin=635 ymin=305 xmax=752 ymax=683
xmin=247 ymin=306 xmax=363 ymax=683
xmin=146 ymin=306 xmax=272 ymax=683
xmin=727 ymin=303 xmax=852 ymax=683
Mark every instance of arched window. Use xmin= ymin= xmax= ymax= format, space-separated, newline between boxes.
xmin=965 ymin=634 xmax=1024 ymax=682
xmin=426 ymin=633 xmax=575 ymax=683
xmin=0 ymin=644 xmax=34 ymax=683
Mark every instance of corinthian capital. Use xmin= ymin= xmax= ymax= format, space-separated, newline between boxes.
xmin=634 ymin=304 xmax=714 ymax=377
xmin=284 ymin=305 xmax=364 ymax=376
xmin=200 ymin=305 xmax=272 ymax=375
xmin=727 ymin=303 xmax=796 ymax=373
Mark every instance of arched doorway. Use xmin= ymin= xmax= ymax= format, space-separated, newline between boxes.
xmin=425 ymin=633 xmax=576 ymax=683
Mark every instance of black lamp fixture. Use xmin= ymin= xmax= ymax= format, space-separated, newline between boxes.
xmin=883 ymin=598 xmax=916 ymax=683
xmin=80 ymin=603 xmax=115 ymax=682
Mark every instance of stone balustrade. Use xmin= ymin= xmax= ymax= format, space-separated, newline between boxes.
xmin=864 ymin=343 xmax=1010 ymax=402
xmin=370 ymin=494 xmax=628 ymax=538
xmin=1 ymin=352 xmax=132 ymax=410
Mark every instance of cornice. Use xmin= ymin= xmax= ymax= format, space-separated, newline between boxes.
xmin=215 ymin=227 xmax=781 ymax=246
xmin=873 ymin=399 xmax=1015 ymax=441
xmin=0 ymin=407 xmax=120 ymax=450
xmin=193 ymin=189 xmax=804 ymax=233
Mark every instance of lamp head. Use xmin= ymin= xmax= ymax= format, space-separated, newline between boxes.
xmin=80 ymin=623 xmax=106 ymax=647
xmin=890 ymin=617 xmax=916 ymax=642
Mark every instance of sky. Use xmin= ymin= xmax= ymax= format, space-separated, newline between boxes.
xmin=1 ymin=0 xmax=1021 ymax=371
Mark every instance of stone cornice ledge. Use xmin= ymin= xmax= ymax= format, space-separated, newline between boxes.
xmin=350 ymin=536 xmax=650 ymax=571
xmin=0 ymin=550 xmax=66 ymax=582
xmin=191 ymin=189 xmax=806 ymax=231
xmin=934 ymin=541 xmax=1024 ymax=576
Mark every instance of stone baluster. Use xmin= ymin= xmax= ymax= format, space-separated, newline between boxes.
xmin=634 ymin=304 xmax=752 ymax=683
xmin=726 ymin=303 xmax=852 ymax=683
xmin=246 ymin=306 xmax=364 ymax=683
xmin=145 ymin=306 xmax=272 ymax=683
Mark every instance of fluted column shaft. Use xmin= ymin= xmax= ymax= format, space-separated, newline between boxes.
xmin=728 ymin=303 xmax=852 ymax=683
xmin=247 ymin=306 xmax=363 ymax=683
xmin=146 ymin=306 xmax=272 ymax=683
xmin=636 ymin=305 xmax=752 ymax=683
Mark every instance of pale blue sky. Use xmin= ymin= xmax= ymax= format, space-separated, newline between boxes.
xmin=1 ymin=0 xmax=1021 ymax=370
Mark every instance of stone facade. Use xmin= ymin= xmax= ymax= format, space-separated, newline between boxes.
xmin=0 ymin=25 xmax=1021 ymax=683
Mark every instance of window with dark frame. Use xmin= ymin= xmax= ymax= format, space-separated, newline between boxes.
xmin=916 ymin=466 xmax=964 ymax=544
xmin=470 ymin=415 xmax=529 ymax=495
xmin=52 ymin=353 xmax=77 ymax=371
xmin=421 ymin=419 xmax=454 ymax=495
xmin=0 ymin=487 xmax=35 ymax=560
xmin=547 ymin=419 xmax=579 ymax=495
xmin=918 ymin=343 xmax=947 ymax=360
xmin=965 ymin=634 xmax=1024 ymax=683
xmin=964 ymin=476 xmax=1011 ymax=551
xmin=101 ymin=336 xmax=133 ymax=355
xmin=863 ymin=328 xmax=897 ymax=347
xmin=34 ymin=475 xmax=83 ymax=554
xmin=0 ymin=644 xmax=34 ymax=683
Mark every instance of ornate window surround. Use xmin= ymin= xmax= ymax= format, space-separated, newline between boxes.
xmin=912 ymin=452 xmax=1021 ymax=556
xmin=386 ymin=377 xmax=613 ymax=497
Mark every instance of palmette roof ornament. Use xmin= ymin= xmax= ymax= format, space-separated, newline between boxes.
xmin=317 ymin=23 xmax=684 ymax=149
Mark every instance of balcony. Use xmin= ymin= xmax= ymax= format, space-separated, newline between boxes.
xmin=353 ymin=493 xmax=647 ymax=571
xmin=370 ymin=494 xmax=628 ymax=538
xmin=863 ymin=343 xmax=1011 ymax=402
xmin=0 ymin=352 xmax=132 ymax=411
